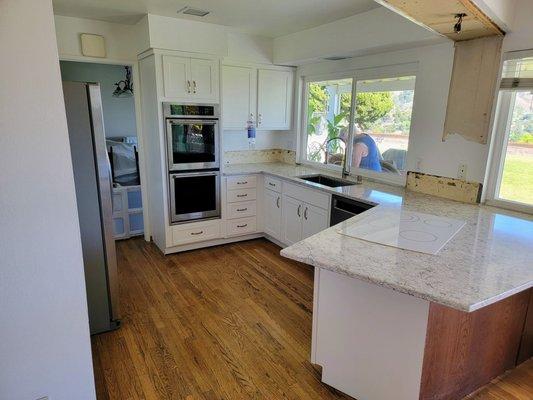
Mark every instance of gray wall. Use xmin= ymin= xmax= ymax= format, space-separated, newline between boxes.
xmin=60 ymin=61 xmax=137 ymax=138
xmin=0 ymin=0 xmax=96 ymax=399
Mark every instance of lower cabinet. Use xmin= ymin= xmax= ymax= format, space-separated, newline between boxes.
xmin=282 ymin=194 xmax=329 ymax=246
xmin=264 ymin=188 xmax=282 ymax=241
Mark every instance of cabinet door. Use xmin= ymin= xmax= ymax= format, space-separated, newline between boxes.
xmin=264 ymin=188 xmax=282 ymax=241
xmin=190 ymin=58 xmax=219 ymax=102
xmin=222 ymin=65 xmax=257 ymax=129
xmin=162 ymin=55 xmax=190 ymax=99
xmin=302 ymin=203 xmax=329 ymax=240
xmin=257 ymin=69 xmax=293 ymax=130
xmin=281 ymin=194 xmax=302 ymax=246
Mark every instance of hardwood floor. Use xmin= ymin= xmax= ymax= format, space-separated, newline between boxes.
xmin=92 ymin=238 xmax=533 ymax=400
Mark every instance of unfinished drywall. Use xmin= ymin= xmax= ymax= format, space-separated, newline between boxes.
xmin=0 ymin=1 xmax=95 ymax=399
xmin=60 ymin=61 xmax=138 ymax=138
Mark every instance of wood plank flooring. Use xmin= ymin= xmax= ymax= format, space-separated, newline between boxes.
xmin=92 ymin=238 xmax=533 ymax=400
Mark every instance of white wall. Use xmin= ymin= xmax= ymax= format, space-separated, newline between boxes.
xmin=296 ymin=43 xmax=492 ymax=183
xmin=273 ymin=7 xmax=444 ymax=65
xmin=146 ymin=14 xmax=228 ymax=56
xmin=223 ymin=130 xmax=295 ymax=152
xmin=60 ymin=61 xmax=138 ymax=138
xmin=502 ymin=0 xmax=533 ymax=52
xmin=0 ymin=1 xmax=96 ymax=399
xmin=54 ymin=14 xmax=146 ymax=61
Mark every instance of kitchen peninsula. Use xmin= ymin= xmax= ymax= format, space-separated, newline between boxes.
xmin=224 ymin=161 xmax=533 ymax=400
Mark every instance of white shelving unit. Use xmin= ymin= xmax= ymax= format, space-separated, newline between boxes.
xmin=112 ymin=185 xmax=144 ymax=240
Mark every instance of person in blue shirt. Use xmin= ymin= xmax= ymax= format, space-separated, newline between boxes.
xmin=352 ymin=132 xmax=382 ymax=172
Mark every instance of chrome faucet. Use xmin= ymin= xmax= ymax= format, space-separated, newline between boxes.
xmin=325 ymin=136 xmax=350 ymax=178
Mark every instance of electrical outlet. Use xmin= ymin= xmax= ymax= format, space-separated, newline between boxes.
xmin=457 ymin=163 xmax=467 ymax=180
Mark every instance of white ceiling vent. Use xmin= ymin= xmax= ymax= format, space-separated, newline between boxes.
xmin=323 ymin=56 xmax=350 ymax=61
xmin=178 ymin=6 xmax=210 ymax=17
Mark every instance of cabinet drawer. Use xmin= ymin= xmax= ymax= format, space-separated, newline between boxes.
xmin=171 ymin=220 xmax=220 ymax=246
xmin=227 ymin=200 xmax=257 ymax=219
xmin=227 ymin=175 xmax=257 ymax=190
xmin=227 ymin=217 xmax=257 ymax=237
xmin=283 ymin=182 xmax=330 ymax=209
xmin=264 ymin=176 xmax=282 ymax=193
xmin=227 ymin=188 xmax=257 ymax=203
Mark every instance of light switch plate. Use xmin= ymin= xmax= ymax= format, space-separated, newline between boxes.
xmin=80 ymin=33 xmax=106 ymax=58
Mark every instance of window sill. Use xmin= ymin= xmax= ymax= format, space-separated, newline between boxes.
xmin=485 ymin=199 xmax=533 ymax=215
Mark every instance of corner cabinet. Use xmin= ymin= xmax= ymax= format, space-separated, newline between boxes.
xmin=222 ymin=64 xmax=294 ymax=130
xmin=162 ymin=55 xmax=219 ymax=102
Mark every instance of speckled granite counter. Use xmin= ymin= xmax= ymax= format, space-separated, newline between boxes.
xmin=223 ymin=162 xmax=533 ymax=312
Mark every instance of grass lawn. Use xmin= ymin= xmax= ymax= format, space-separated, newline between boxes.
xmin=499 ymin=154 xmax=533 ymax=205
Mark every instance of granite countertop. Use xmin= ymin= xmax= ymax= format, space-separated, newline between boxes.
xmin=223 ymin=162 xmax=533 ymax=312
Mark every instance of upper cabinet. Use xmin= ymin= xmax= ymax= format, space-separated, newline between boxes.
xmin=162 ymin=55 xmax=219 ymax=103
xmin=222 ymin=65 xmax=257 ymax=130
xmin=222 ymin=64 xmax=294 ymax=131
xmin=257 ymin=69 xmax=293 ymax=130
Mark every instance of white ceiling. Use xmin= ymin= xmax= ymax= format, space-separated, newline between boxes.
xmin=52 ymin=0 xmax=382 ymax=37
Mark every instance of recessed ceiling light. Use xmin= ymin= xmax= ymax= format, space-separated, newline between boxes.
xmin=177 ymin=6 xmax=210 ymax=17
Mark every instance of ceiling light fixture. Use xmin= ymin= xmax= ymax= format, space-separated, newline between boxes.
xmin=454 ymin=13 xmax=467 ymax=34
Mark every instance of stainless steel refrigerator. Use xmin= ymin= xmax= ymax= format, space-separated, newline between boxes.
xmin=63 ymin=81 xmax=120 ymax=334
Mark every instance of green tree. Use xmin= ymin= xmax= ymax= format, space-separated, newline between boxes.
xmin=341 ymin=91 xmax=394 ymax=130
xmin=307 ymin=83 xmax=329 ymax=135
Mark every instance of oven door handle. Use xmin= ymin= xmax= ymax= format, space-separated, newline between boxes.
xmin=171 ymin=171 xmax=219 ymax=179
xmin=167 ymin=118 xmax=218 ymax=125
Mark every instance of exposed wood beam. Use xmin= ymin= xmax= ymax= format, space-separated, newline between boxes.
xmin=375 ymin=0 xmax=505 ymax=41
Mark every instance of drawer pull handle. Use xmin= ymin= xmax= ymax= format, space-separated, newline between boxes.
xmin=276 ymin=196 xmax=280 ymax=208
xmin=304 ymin=207 xmax=308 ymax=220
xmin=268 ymin=182 xmax=276 ymax=187
xmin=236 ymin=208 xmax=248 ymax=212
xmin=190 ymin=230 xmax=204 ymax=236
xmin=237 ymin=194 xmax=248 ymax=198
xmin=237 ymin=181 xmax=248 ymax=185
xmin=297 ymin=204 xmax=302 ymax=217
xmin=237 ymin=224 xmax=248 ymax=228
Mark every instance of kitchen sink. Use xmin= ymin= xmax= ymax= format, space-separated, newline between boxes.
xmin=297 ymin=174 xmax=358 ymax=188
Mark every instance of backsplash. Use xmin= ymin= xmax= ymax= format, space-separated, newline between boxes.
xmin=223 ymin=149 xmax=296 ymax=165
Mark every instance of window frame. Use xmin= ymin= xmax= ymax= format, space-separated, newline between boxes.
xmin=485 ymin=51 xmax=533 ymax=214
xmin=298 ymin=66 xmax=418 ymax=186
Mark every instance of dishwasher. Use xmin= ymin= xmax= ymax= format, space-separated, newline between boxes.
xmin=330 ymin=195 xmax=375 ymax=226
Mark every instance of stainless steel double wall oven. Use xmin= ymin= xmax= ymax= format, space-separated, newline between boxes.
xmin=164 ymin=103 xmax=220 ymax=224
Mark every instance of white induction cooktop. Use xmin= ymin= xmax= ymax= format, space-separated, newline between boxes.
xmin=337 ymin=208 xmax=466 ymax=255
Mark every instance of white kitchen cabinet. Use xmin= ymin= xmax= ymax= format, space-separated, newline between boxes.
xmin=162 ymin=55 xmax=189 ymax=99
xmin=257 ymin=69 xmax=293 ymax=130
xmin=190 ymin=58 xmax=218 ymax=101
xmin=282 ymin=194 xmax=303 ymax=246
xmin=302 ymin=203 xmax=329 ymax=240
xmin=162 ymin=55 xmax=219 ymax=102
xmin=281 ymin=187 xmax=329 ymax=246
xmin=264 ymin=188 xmax=282 ymax=241
xmin=222 ymin=65 xmax=257 ymax=130
xmin=221 ymin=64 xmax=293 ymax=131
